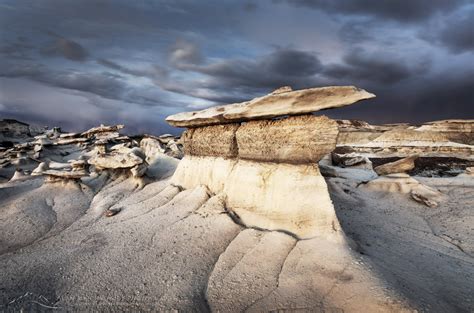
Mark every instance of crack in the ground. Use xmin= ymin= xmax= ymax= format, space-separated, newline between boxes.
xmin=240 ymin=239 xmax=298 ymax=312
xmin=149 ymin=193 xmax=211 ymax=246
xmin=421 ymin=216 xmax=472 ymax=258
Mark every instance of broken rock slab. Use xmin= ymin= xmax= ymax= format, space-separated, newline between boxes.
xmin=374 ymin=155 xmax=418 ymax=176
xmin=166 ymin=86 xmax=375 ymax=127
xmin=362 ymin=173 xmax=444 ymax=207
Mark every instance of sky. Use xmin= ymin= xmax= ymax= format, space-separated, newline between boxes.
xmin=0 ymin=0 xmax=473 ymax=135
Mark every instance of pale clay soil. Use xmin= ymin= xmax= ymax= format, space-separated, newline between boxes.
xmin=0 ymin=163 xmax=473 ymax=312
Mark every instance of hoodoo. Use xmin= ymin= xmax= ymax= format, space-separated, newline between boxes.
xmin=167 ymin=86 xmax=375 ymax=238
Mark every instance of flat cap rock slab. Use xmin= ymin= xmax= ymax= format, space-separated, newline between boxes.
xmin=81 ymin=124 xmax=124 ymax=137
xmin=236 ymin=115 xmax=338 ymax=163
xmin=166 ymin=86 xmax=375 ymax=127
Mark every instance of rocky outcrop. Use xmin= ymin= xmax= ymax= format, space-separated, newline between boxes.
xmin=0 ymin=123 xmax=184 ymax=183
xmin=167 ymin=86 xmax=375 ymax=127
xmin=168 ymin=86 xmax=375 ymax=238
xmin=336 ymin=120 xmax=474 ymax=161
xmin=374 ymin=155 xmax=418 ymax=176
xmin=415 ymin=119 xmax=474 ymax=145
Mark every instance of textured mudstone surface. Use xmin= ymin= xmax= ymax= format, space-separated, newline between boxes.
xmin=184 ymin=124 xmax=239 ymax=158
xmin=236 ymin=115 xmax=338 ymax=163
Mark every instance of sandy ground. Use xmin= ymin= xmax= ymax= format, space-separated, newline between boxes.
xmin=0 ymin=165 xmax=473 ymax=312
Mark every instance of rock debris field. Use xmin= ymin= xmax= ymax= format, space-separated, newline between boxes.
xmin=1 ymin=86 xmax=473 ymax=312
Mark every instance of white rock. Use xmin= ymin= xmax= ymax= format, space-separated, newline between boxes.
xmin=171 ymin=155 xmax=340 ymax=238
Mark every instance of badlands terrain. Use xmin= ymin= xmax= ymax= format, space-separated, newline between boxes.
xmin=0 ymin=86 xmax=473 ymax=312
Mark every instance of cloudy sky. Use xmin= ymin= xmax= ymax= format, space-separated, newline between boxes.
xmin=0 ymin=0 xmax=473 ymax=134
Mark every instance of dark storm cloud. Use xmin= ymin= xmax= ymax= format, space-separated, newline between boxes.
xmin=243 ymin=2 xmax=258 ymax=12
xmin=325 ymin=67 xmax=474 ymax=124
xmin=168 ymin=40 xmax=203 ymax=67
xmin=170 ymin=46 xmax=323 ymax=98
xmin=1 ymin=62 xmax=123 ymax=100
xmin=421 ymin=8 xmax=474 ymax=54
xmin=280 ymin=0 xmax=468 ymax=22
xmin=0 ymin=0 xmax=473 ymax=134
xmin=0 ymin=37 xmax=34 ymax=60
xmin=41 ymin=32 xmax=89 ymax=61
xmin=97 ymin=59 xmax=168 ymax=79
xmin=323 ymin=48 xmax=431 ymax=84
xmin=0 ymin=62 xmax=169 ymax=108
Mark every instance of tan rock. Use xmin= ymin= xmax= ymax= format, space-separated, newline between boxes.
xmin=181 ymin=129 xmax=195 ymax=155
xmin=374 ymin=155 xmax=418 ymax=176
xmin=236 ymin=115 xmax=338 ymax=163
xmin=166 ymin=86 xmax=375 ymax=127
xmin=185 ymin=124 xmax=239 ymax=158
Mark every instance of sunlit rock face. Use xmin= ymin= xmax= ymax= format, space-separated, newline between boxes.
xmin=168 ymin=86 xmax=375 ymax=238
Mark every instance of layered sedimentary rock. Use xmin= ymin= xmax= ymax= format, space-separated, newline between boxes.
xmin=336 ymin=120 xmax=474 ymax=161
xmin=167 ymin=86 xmax=375 ymax=127
xmin=415 ymin=119 xmax=474 ymax=145
xmin=168 ymin=86 xmax=375 ymax=238
xmin=236 ymin=115 xmax=338 ymax=163
xmin=184 ymin=124 xmax=239 ymax=158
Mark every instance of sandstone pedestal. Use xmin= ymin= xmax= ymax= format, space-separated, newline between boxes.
xmin=167 ymin=86 xmax=375 ymax=238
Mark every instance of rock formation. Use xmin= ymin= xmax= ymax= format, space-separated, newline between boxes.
xmin=167 ymin=86 xmax=375 ymax=127
xmin=415 ymin=119 xmax=474 ymax=145
xmin=336 ymin=120 xmax=474 ymax=161
xmin=167 ymin=86 xmax=375 ymax=238
xmin=374 ymin=155 xmax=418 ymax=176
xmin=0 ymin=123 xmax=184 ymax=183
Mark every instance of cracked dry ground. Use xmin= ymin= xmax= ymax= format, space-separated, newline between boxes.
xmin=1 ymin=172 xmax=473 ymax=312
